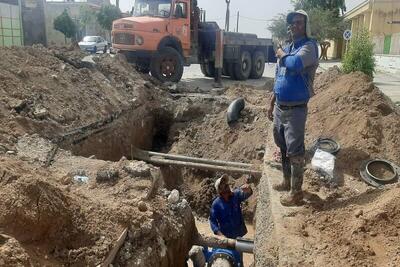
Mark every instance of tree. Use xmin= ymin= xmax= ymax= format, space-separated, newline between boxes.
xmin=268 ymin=8 xmax=346 ymax=43
xmin=342 ymin=28 xmax=375 ymax=77
xmin=292 ymin=0 xmax=346 ymax=15
xmin=268 ymin=13 xmax=290 ymax=43
xmin=54 ymin=9 xmax=77 ymax=44
xmin=97 ymin=5 xmax=122 ymax=31
xmin=307 ymin=8 xmax=346 ymax=42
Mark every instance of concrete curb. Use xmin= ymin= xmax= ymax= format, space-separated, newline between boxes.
xmin=255 ymin=136 xmax=309 ymax=266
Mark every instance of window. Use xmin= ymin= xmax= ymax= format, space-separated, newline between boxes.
xmin=174 ymin=2 xmax=187 ymax=19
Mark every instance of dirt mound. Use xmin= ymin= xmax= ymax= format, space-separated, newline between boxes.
xmin=0 ymin=45 xmax=167 ymax=152
xmin=307 ymin=71 xmax=400 ymax=179
xmin=170 ymin=85 xmax=268 ymax=221
xmin=0 ymin=156 xmax=195 ymax=266
xmin=302 ymin=185 xmax=400 ymax=266
xmin=185 ymin=177 xmax=215 ymax=217
xmin=313 ymin=65 xmax=342 ymax=93
xmin=170 ymin=84 xmax=269 ymax=163
xmin=0 ymin=178 xmax=75 ymax=243
xmin=0 ymin=234 xmax=31 ymax=266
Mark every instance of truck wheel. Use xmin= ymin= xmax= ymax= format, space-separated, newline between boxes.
xmin=150 ymin=47 xmax=184 ymax=83
xmin=200 ymin=62 xmax=215 ymax=77
xmin=233 ymin=51 xmax=252 ymax=80
xmin=136 ymin=65 xmax=150 ymax=74
xmin=250 ymin=51 xmax=266 ymax=79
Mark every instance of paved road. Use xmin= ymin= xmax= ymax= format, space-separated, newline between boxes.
xmin=374 ymin=72 xmax=400 ymax=104
xmin=182 ymin=62 xmax=400 ymax=104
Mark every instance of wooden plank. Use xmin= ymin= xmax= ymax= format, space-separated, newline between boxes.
xmin=100 ymin=227 xmax=128 ymax=267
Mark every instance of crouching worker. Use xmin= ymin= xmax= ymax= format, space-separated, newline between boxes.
xmin=208 ymin=174 xmax=253 ymax=266
xmin=210 ymin=174 xmax=253 ymax=238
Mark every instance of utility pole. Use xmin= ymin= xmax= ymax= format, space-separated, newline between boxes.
xmin=236 ymin=11 xmax=239 ymax=32
xmin=225 ymin=0 xmax=231 ymax=32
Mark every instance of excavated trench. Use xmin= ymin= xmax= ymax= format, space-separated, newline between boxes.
xmin=59 ymin=95 xmax=259 ymax=266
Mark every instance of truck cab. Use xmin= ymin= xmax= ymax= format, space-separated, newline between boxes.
xmin=112 ymin=0 xmax=193 ymax=81
xmin=112 ymin=0 xmax=275 ymax=83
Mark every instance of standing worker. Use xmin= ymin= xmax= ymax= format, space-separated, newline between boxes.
xmin=267 ymin=10 xmax=319 ymax=206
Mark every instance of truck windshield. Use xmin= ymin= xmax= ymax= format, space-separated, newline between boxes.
xmin=133 ymin=0 xmax=172 ymax=18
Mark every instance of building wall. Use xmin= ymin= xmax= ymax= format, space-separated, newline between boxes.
xmin=348 ymin=0 xmax=400 ymax=55
xmin=0 ymin=0 xmax=23 ymax=46
xmin=45 ymin=2 xmax=107 ymax=46
xmin=21 ymin=0 xmax=46 ymax=45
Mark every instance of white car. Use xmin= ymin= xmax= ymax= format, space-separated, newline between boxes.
xmin=78 ymin=36 xmax=108 ymax=53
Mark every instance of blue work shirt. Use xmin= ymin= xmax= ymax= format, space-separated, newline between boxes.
xmin=274 ymin=37 xmax=319 ymax=105
xmin=209 ymin=189 xmax=251 ymax=239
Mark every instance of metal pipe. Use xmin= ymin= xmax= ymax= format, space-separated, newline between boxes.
xmin=131 ymin=146 xmax=257 ymax=169
xmin=235 ymin=238 xmax=254 ymax=253
xmin=145 ymin=157 xmax=262 ymax=178
xmin=227 ymin=98 xmax=245 ymax=125
xmin=194 ymin=234 xmax=254 ymax=254
xmin=143 ymin=149 xmax=252 ymax=168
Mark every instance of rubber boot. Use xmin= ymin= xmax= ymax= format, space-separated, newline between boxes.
xmin=280 ymin=159 xmax=304 ymax=206
xmin=273 ymin=149 xmax=291 ymax=191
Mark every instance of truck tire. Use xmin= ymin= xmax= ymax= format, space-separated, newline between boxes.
xmin=136 ymin=62 xmax=150 ymax=74
xmin=150 ymin=47 xmax=184 ymax=83
xmin=250 ymin=51 xmax=266 ymax=79
xmin=200 ymin=62 xmax=215 ymax=77
xmin=233 ymin=51 xmax=252 ymax=80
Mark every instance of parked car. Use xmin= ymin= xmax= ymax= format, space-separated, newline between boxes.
xmin=78 ymin=36 xmax=108 ymax=53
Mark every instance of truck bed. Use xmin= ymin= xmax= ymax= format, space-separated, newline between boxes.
xmin=223 ymin=32 xmax=272 ymax=47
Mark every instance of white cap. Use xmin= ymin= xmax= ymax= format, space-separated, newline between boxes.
xmin=286 ymin=9 xmax=312 ymax=38
xmin=214 ymin=174 xmax=229 ymax=193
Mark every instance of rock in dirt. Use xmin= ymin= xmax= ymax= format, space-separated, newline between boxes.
xmin=168 ymin=189 xmax=180 ymax=204
xmin=96 ymin=167 xmax=119 ymax=182
xmin=138 ymin=201 xmax=148 ymax=212
xmin=123 ymin=161 xmax=151 ymax=177
xmin=354 ymin=209 xmax=364 ymax=218
xmin=33 ymin=107 xmax=49 ymax=119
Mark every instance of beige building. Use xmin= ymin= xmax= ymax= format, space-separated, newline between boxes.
xmin=345 ymin=0 xmax=400 ymax=55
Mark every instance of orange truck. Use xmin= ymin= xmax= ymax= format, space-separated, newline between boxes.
xmin=112 ymin=0 xmax=275 ymax=83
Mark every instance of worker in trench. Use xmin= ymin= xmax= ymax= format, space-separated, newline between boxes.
xmin=267 ymin=10 xmax=319 ymax=206
xmin=209 ymin=174 xmax=253 ymax=264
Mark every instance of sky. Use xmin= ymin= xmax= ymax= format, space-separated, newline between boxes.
xmin=111 ymin=0 xmax=366 ymax=38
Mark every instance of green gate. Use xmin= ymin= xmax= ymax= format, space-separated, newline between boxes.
xmin=383 ymin=35 xmax=391 ymax=54
xmin=0 ymin=0 xmax=23 ymax=46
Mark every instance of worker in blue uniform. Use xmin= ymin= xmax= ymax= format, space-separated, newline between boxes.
xmin=209 ymin=174 xmax=253 ymax=239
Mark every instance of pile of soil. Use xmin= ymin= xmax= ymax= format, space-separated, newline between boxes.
xmin=170 ymin=84 xmax=269 ymax=163
xmin=306 ymin=70 xmax=400 ymax=180
xmin=298 ymin=185 xmax=400 ymax=266
xmin=0 ymin=154 xmax=195 ymax=266
xmin=0 ymin=45 xmax=168 ymax=152
xmin=170 ymin=84 xmax=270 ymax=220
xmin=0 ymin=46 xmax=195 ymax=266
xmin=260 ymin=68 xmax=400 ymax=266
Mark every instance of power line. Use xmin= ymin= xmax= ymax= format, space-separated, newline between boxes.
xmin=239 ymin=15 xmax=273 ymax=22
